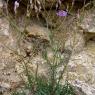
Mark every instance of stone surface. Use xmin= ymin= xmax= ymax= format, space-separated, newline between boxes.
xmin=0 ymin=83 xmax=10 ymax=95
xmin=0 ymin=18 xmax=9 ymax=36
xmin=62 ymin=10 xmax=95 ymax=93
xmin=73 ymin=80 xmax=95 ymax=95
xmin=0 ymin=17 xmax=23 ymax=95
xmin=67 ymin=49 xmax=95 ymax=95
xmin=24 ymin=24 xmax=50 ymax=41
xmin=0 ymin=2 xmax=95 ymax=95
xmin=0 ymin=52 xmax=22 ymax=94
xmin=65 ymin=32 xmax=85 ymax=53
xmin=0 ymin=17 xmax=10 ymax=51
xmin=79 ymin=9 xmax=95 ymax=33
xmin=19 ymin=24 xmax=50 ymax=56
xmin=0 ymin=0 xmax=3 ymax=9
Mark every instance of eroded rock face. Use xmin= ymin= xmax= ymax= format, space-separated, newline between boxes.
xmin=0 ymin=2 xmax=95 ymax=95
xmin=79 ymin=9 xmax=95 ymax=33
xmin=63 ymin=7 xmax=95 ymax=95
xmin=24 ymin=24 xmax=50 ymax=41
xmin=67 ymin=50 xmax=95 ymax=95
xmin=73 ymin=80 xmax=95 ymax=95
xmin=0 ymin=18 xmax=9 ymax=36
xmin=0 ymin=17 xmax=23 ymax=95
xmin=0 ymin=17 xmax=18 ymax=52
xmin=20 ymin=24 xmax=50 ymax=56
xmin=0 ymin=18 xmax=10 ymax=52
xmin=0 ymin=0 xmax=3 ymax=9
xmin=65 ymin=32 xmax=85 ymax=53
xmin=0 ymin=50 xmax=23 ymax=95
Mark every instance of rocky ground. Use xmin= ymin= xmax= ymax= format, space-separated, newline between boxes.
xmin=0 ymin=0 xmax=95 ymax=95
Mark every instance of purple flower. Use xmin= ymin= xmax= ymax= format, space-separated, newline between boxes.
xmin=56 ymin=10 xmax=68 ymax=17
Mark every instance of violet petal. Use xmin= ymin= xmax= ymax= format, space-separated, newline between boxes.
xmin=56 ymin=10 xmax=68 ymax=17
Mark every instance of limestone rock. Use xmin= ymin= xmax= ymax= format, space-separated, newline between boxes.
xmin=24 ymin=24 xmax=50 ymax=41
xmin=0 ymin=82 xmax=11 ymax=94
xmin=67 ymin=50 xmax=95 ymax=95
xmin=0 ymin=52 xmax=22 ymax=95
xmin=65 ymin=32 xmax=85 ymax=53
xmin=21 ymin=24 xmax=50 ymax=56
xmin=79 ymin=9 xmax=95 ymax=33
xmin=0 ymin=18 xmax=9 ymax=47
xmin=0 ymin=0 xmax=3 ymax=9
xmin=73 ymin=80 xmax=95 ymax=95
xmin=78 ymin=8 xmax=95 ymax=44
xmin=0 ymin=18 xmax=9 ymax=36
